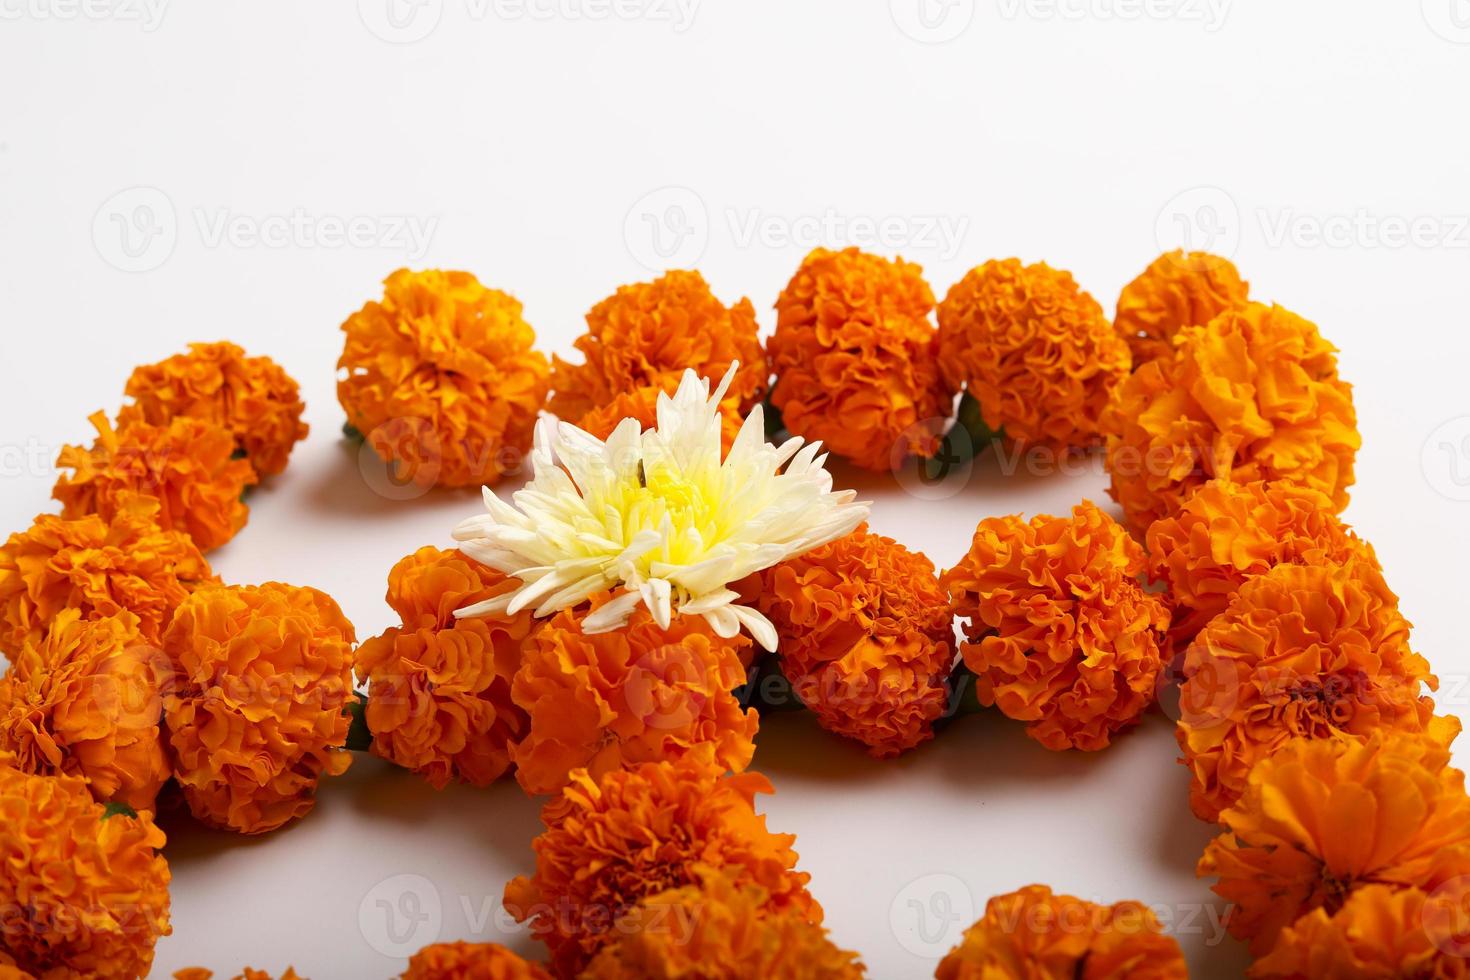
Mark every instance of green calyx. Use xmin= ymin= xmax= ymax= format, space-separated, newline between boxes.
xmin=345 ymin=692 xmax=373 ymax=753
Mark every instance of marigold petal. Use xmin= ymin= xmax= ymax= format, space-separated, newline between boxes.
xmin=549 ymin=270 xmax=767 ymax=422
xmin=338 ymin=269 xmax=550 ymax=489
xmin=1103 ymin=302 xmax=1359 ymax=535
xmin=123 ymin=341 xmax=309 ymax=477
xmin=163 ymin=583 xmax=356 ymax=834
xmin=53 ymin=413 xmax=256 ymax=553
xmin=505 ymin=749 xmax=817 ymax=976
xmin=938 ymin=258 xmax=1130 ymax=453
xmin=769 ymin=247 xmax=952 ymax=471
xmin=942 ymin=502 xmax=1169 ymax=751
xmin=0 ymin=763 xmax=171 ymax=980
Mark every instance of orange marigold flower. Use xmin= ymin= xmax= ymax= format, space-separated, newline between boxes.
xmin=1114 ymin=250 xmax=1250 ymax=369
xmin=54 ymin=412 xmax=257 ymax=552
xmin=1249 ymin=883 xmax=1470 ymax=979
xmin=935 ymin=885 xmax=1187 ymax=980
xmin=582 ymin=867 xmax=864 ymax=980
xmin=121 ymin=341 xmax=309 ymax=477
xmin=1177 ymin=558 xmax=1452 ymax=822
xmin=937 ymin=259 xmax=1131 ymax=453
xmin=401 ymin=942 xmax=551 ymax=980
xmin=1145 ymin=479 xmax=1377 ymax=648
xmin=0 ymin=609 xmax=170 ymax=811
xmin=1200 ymin=731 xmax=1470 ymax=955
xmin=1102 ymin=301 xmax=1360 ymax=536
xmin=755 ymin=526 xmax=953 ymax=757
xmin=768 ymin=247 xmax=952 ymax=471
xmin=504 ymin=749 xmax=819 ymax=977
xmin=510 ymin=597 xmax=756 ymax=795
xmin=0 ymin=763 xmax=171 ymax=980
xmin=0 ymin=498 xmax=215 ymax=655
xmin=383 ymin=544 xmax=514 ymax=630
xmin=356 ymin=548 xmax=533 ymax=789
xmin=942 ymin=502 xmax=1171 ymax=751
xmin=337 ymin=269 xmax=551 ymax=489
xmin=549 ymin=270 xmax=767 ymax=422
xmin=574 ymin=383 xmax=745 ymax=455
xmin=163 ymin=583 xmax=356 ymax=834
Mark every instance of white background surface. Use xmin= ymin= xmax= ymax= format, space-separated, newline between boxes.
xmin=3 ymin=2 xmax=1470 ymax=977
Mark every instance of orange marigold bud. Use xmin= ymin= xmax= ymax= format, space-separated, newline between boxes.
xmin=356 ymin=548 xmax=533 ymax=789
xmin=510 ymin=597 xmax=756 ymax=795
xmin=937 ymin=259 xmax=1131 ymax=453
xmin=1249 ymin=884 xmax=1470 ymax=979
xmin=769 ymin=247 xmax=953 ymax=471
xmin=756 ymin=526 xmax=953 ymax=758
xmin=0 ymin=608 xmax=171 ymax=811
xmin=935 ymin=885 xmax=1187 ymax=980
xmin=0 ymin=763 xmax=171 ymax=980
xmin=0 ymin=499 xmax=215 ymax=655
xmin=549 ymin=270 xmax=767 ymax=422
xmin=338 ymin=269 xmax=551 ymax=489
xmin=122 ymin=341 xmax=309 ymax=477
xmin=1114 ymin=250 xmax=1250 ymax=369
xmin=574 ymin=383 xmax=745 ymax=455
xmin=1145 ymin=479 xmax=1377 ymax=648
xmin=1103 ymin=301 xmax=1360 ymax=536
xmin=401 ymin=942 xmax=551 ymax=979
xmin=504 ymin=750 xmax=819 ymax=977
xmin=54 ymin=412 xmax=257 ymax=552
xmin=163 ymin=583 xmax=356 ymax=834
xmin=1177 ymin=558 xmax=1454 ymax=822
xmin=942 ymin=502 xmax=1170 ymax=751
xmin=1200 ymin=732 xmax=1470 ymax=955
xmin=582 ymin=868 xmax=864 ymax=980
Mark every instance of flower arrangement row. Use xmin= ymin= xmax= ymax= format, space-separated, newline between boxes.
xmin=0 ymin=244 xmax=1458 ymax=979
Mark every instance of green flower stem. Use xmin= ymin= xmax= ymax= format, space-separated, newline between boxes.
xmin=345 ymin=691 xmax=373 ymax=753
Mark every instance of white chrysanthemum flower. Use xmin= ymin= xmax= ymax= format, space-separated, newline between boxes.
xmin=452 ymin=364 xmax=868 ymax=650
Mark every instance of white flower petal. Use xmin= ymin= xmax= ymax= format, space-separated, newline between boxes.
xmin=455 ymin=592 xmax=514 ymax=620
xmin=639 ymin=578 xmax=673 ymax=629
xmin=728 ymin=604 xmax=779 ymax=653
xmin=450 ymin=365 xmax=871 ymax=648
xmin=581 ymin=590 xmax=644 ymax=633
xmin=703 ymin=606 xmax=741 ymax=639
